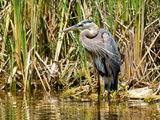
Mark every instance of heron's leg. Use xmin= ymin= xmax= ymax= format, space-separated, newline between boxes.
xmin=103 ymin=78 xmax=111 ymax=101
xmin=102 ymin=90 xmax=107 ymax=102
xmin=97 ymin=74 xmax=101 ymax=102
xmin=105 ymin=76 xmax=113 ymax=104
xmin=108 ymin=74 xmax=115 ymax=105
xmin=108 ymin=90 xmax=111 ymax=105
xmin=102 ymin=76 xmax=108 ymax=101
xmin=107 ymin=81 xmax=111 ymax=104
xmin=94 ymin=66 xmax=101 ymax=102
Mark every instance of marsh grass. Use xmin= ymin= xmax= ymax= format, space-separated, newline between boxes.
xmin=0 ymin=0 xmax=159 ymax=99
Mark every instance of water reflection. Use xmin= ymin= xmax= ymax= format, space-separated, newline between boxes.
xmin=0 ymin=91 xmax=159 ymax=120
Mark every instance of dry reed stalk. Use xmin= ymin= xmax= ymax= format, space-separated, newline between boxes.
xmin=34 ymin=63 xmax=48 ymax=93
xmin=135 ymin=32 xmax=160 ymax=71
xmin=35 ymin=52 xmax=52 ymax=74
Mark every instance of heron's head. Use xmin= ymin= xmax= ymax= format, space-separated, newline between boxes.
xmin=61 ymin=20 xmax=96 ymax=32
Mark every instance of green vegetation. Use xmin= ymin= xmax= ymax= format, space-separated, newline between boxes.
xmin=0 ymin=0 xmax=159 ymax=100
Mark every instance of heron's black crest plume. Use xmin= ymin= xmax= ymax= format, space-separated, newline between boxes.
xmin=80 ymin=20 xmax=93 ymax=24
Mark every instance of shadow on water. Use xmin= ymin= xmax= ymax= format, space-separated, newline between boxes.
xmin=0 ymin=91 xmax=160 ymax=120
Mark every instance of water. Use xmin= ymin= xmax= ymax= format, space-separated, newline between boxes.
xmin=0 ymin=91 xmax=159 ymax=120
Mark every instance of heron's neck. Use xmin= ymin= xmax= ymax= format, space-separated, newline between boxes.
xmin=83 ymin=26 xmax=99 ymax=38
xmin=80 ymin=25 xmax=99 ymax=52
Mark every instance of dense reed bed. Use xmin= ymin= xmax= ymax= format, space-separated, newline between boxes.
xmin=0 ymin=0 xmax=159 ymax=99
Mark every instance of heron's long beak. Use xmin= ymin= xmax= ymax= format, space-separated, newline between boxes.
xmin=60 ymin=24 xmax=79 ymax=33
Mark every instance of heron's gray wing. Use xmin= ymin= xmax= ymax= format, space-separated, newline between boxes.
xmin=92 ymin=54 xmax=119 ymax=91
xmin=100 ymin=30 xmax=121 ymax=90
xmin=100 ymin=29 xmax=121 ymax=65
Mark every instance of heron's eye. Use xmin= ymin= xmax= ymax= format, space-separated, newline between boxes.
xmin=78 ymin=24 xmax=83 ymax=27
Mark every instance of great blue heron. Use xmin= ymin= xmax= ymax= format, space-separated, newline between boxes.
xmin=61 ymin=20 xmax=121 ymax=101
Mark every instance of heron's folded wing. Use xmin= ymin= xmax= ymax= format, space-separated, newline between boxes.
xmin=100 ymin=30 xmax=121 ymax=65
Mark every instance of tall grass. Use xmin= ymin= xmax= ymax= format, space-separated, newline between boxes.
xmin=0 ymin=0 xmax=159 ymax=95
xmin=12 ymin=0 xmax=28 ymax=92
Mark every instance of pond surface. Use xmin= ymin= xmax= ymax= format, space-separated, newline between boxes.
xmin=0 ymin=91 xmax=160 ymax=120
